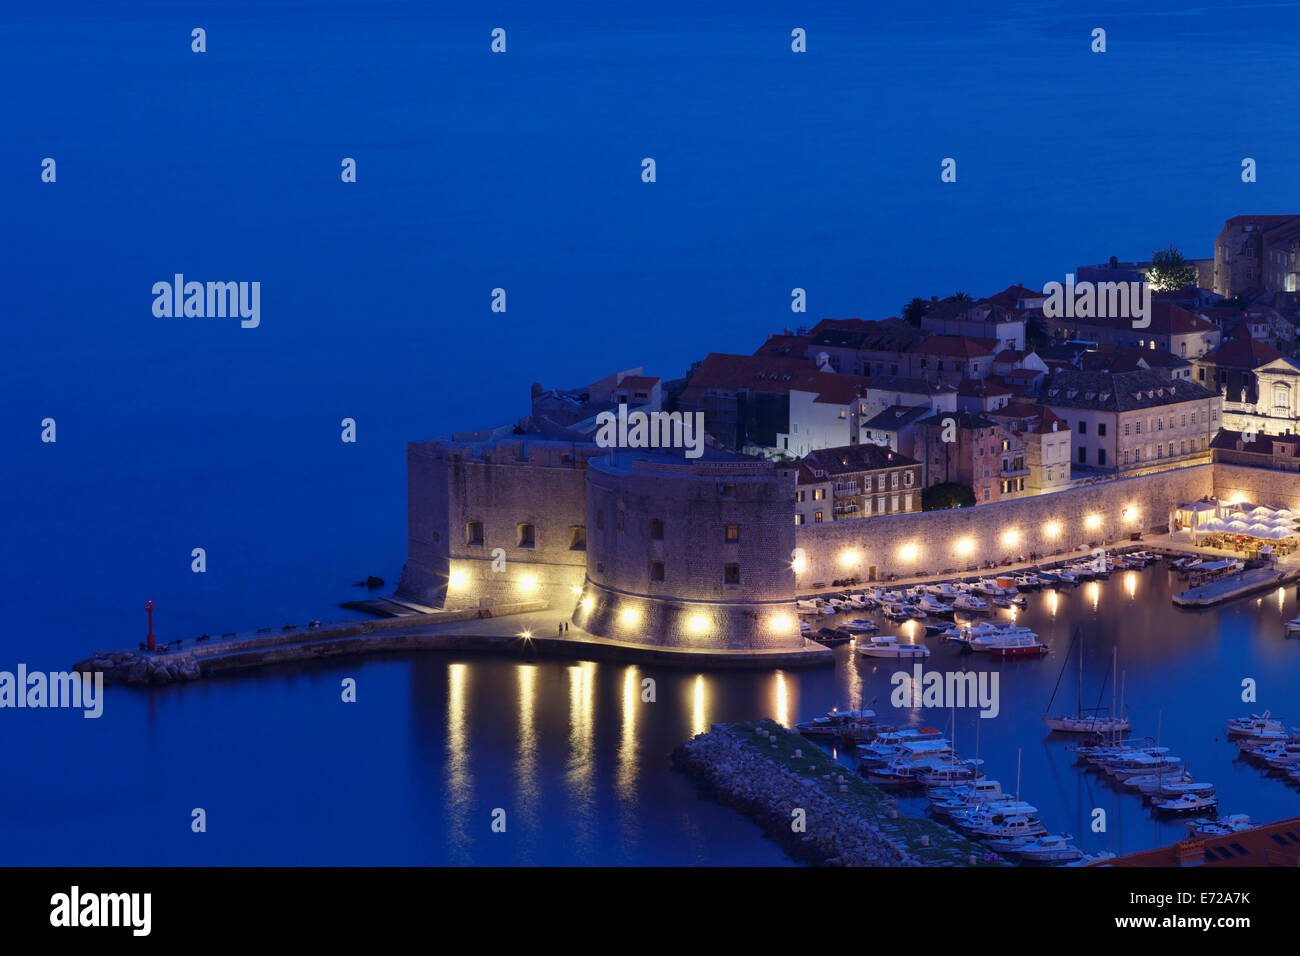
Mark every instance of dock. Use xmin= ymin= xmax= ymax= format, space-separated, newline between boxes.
xmin=73 ymin=601 xmax=833 ymax=685
xmin=673 ymin=719 xmax=999 ymax=867
xmin=1172 ymin=566 xmax=1300 ymax=608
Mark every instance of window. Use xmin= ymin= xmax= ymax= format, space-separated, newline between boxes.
xmin=651 ymin=518 xmax=664 ymax=540
xmin=1098 ymin=423 xmax=1107 ymax=437
xmin=1078 ymin=447 xmax=1086 ymax=464
xmin=1181 ymin=414 xmax=1187 ymax=427
xmin=794 ymin=514 xmax=803 ymax=525
xmin=719 ymin=483 xmax=736 ymax=496
xmin=903 ymin=470 xmax=914 ymax=487
xmin=724 ymin=564 xmax=741 ymax=585
xmin=891 ymin=495 xmax=899 ymax=511
xmin=814 ymin=511 xmax=823 ymax=523
xmin=569 ymin=526 xmax=586 ymax=551
xmin=891 ymin=472 xmax=900 ymax=489
xmin=813 ymin=488 xmax=824 ymax=500
xmin=796 ymin=490 xmax=805 ymax=503
xmin=838 ymin=409 xmax=847 ymax=419
xmin=466 ymin=521 xmax=484 ymax=546
xmin=1124 ymin=423 xmax=1130 ymax=436
xmin=1098 ymin=449 xmax=1107 ymax=466
xmin=518 ymin=523 xmax=535 ymax=548
xmin=1135 ymin=421 xmax=1142 ymax=434
xmin=1157 ymin=443 xmax=1163 ymax=458
xmin=904 ymin=493 xmax=913 ymax=510
xmin=650 ymin=561 xmax=665 ymax=582
xmin=1078 ymin=421 xmax=1087 ymax=434
xmin=1122 ymin=450 xmax=1129 ymax=465
xmin=1157 ymin=418 xmax=1163 ymax=431
xmin=725 ymin=524 xmax=740 ymax=543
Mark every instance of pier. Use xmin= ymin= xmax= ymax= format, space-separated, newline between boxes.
xmin=1171 ymin=566 xmax=1300 ymax=608
xmin=73 ymin=602 xmax=832 ymax=685
xmin=673 ymin=719 xmax=999 ymax=867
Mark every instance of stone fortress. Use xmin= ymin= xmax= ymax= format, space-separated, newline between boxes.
xmin=397 ymin=434 xmax=1300 ymax=654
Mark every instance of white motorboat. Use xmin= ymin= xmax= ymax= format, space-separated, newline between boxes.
xmin=1285 ymin=617 xmax=1300 ymax=637
xmin=962 ymin=813 xmax=1047 ymax=841
xmin=952 ymin=594 xmax=992 ymax=614
xmin=1014 ymin=574 xmax=1041 ymax=591
xmin=992 ymin=833 xmax=1084 ymax=863
xmin=856 ymin=635 xmax=930 ymax=659
xmin=840 ymin=621 xmax=877 ymax=635
xmin=917 ymin=596 xmax=952 ymax=616
xmin=1185 ymin=814 xmax=1252 ymax=838
xmin=1227 ymin=712 xmax=1288 ymax=741
xmin=1152 ymin=792 xmax=1218 ymax=814
xmin=916 ymin=759 xmax=984 ymax=787
xmin=969 ymin=632 xmax=1048 ymax=658
xmin=1121 ymin=770 xmax=1192 ymax=794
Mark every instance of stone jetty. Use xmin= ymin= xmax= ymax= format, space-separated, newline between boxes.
xmin=673 ymin=719 xmax=996 ymax=867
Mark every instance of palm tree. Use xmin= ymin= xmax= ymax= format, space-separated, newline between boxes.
xmin=901 ymin=297 xmax=930 ymax=328
xmin=953 ymin=291 xmax=973 ymax=304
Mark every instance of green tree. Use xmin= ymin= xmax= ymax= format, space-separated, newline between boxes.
xmin=901 ymin=297 xmax=930 ymax=328
xmin=1146 ymin=244 xmax=1199 ymax=291
xmin=922 ymin=482 xmax=976 ymax=511
xmin=953 ymin=291 xmax=974 ymax=304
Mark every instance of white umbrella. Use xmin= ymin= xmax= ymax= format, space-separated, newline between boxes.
xmin=1226 ymin=520 xmax=1251 ymax=532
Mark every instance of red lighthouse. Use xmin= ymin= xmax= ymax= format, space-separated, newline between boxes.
xmin=145 ymin=599 xmax=156 ymax=652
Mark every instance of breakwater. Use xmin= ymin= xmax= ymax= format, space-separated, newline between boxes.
xmin=673 ymin=719 xmax=997 ymax=867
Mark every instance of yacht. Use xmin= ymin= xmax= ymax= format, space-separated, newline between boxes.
xmin=969 ymin=632 xmax=1048 ymax=658
xmin=990 ymin=833 xmax=1084 ymax=863
xmin=1227 ymin=712 xmax=1288 ymax=741
xmin=1014 ymin=574 xmax=1041 ymax=591
xmin=1152 ymin=792 xmax=1218 ymax=814
xmin=1285 ymin=617 xmax=1300 ymax=637
xmin=840 ymin=620 xmax=878 ymax=635
xmin=795 ymin=708 xmax=878 ymax=737
xmin=1185 ymin=814 xmax=1253 ymax=838
xmin=961 ymin=813 xmax=1048 ymax=841
xmin=915 ymin=759 xmax=984 ymax=788
xmin=856 ymin=635 xmax=930 ymax=659
xmin=952 ymin=594 xmax=992 ymax=614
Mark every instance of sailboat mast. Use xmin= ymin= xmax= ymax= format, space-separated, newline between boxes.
xmin=1077 ymin=630 xmax=1083 ymax=718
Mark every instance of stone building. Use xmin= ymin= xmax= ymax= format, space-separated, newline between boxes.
xmin=1213 ymin=214 xmax=1300 ymax=298
xmin=987 ymin=403 xmax=1072 ymax=494
xmin=1044 ymin=301 xmax=1220 ymax=360
xmin=1041 ymin=369 xmax=1219 ymax=474
xmin=794 ymin=461 xmax=832 ymax=525
xmin=800 ymin=443 xmax=922 ymax=521
xmin=580 ymin=451 xmax=801 ymax=650
xmin=1220 ymin=355 xmax=1300 ymax=437
xmin=914 ymin=410 xmax=1024 ymax=505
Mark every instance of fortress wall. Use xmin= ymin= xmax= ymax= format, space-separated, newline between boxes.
xmin=1213 ymin=463 xmax=1300 ymax=510
xmin=793 ymin=464 xmax=1215 ymax=586
xmin=397 ymin=438 xmax=598 ymax=607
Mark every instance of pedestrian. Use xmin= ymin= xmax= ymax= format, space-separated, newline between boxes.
xmin=564 ymin=621 xmax=569 ymax=633
xmin=558 ymin=623 xmax=563 ymax=636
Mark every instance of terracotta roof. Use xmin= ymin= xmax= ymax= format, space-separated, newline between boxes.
xmin=797 ymin=371 xmax=875 ymax=406
xmin=914 ymin=335 xmax=997 ymax=357
xmin=1199 ymin=335 xmax=1285 ymax=370
xmin=1042 ymin=369 xmax=1217 ymax=412
xmin=795 ymin=461 xmax=830 ymax=485
xmin=680 ymin=353 xmax=822 ymax=399
xmin=802 ymin=443 xmax=920 ymax=476
xmin=1099 ymin=815 xmax=1300 ymax=867
xmin=1212 ymin=429 xmax=1300 ymax=458
xmin=617 ymin=375 xmax=660 ymax=390
xmin=752 ymin=333 xmax=811 ymax=358
xmin=988 ymin=402 xmax=1067 ymax=433
xmin=985 ymin=285 xmax=1046 ymax=310
xmin=806 ymin=318 xmax=924 ymax=353
xmin=956 ymin=378 xmax=1013 ymax=397
xmin=862 ymin=404 xmax=933 ymax=431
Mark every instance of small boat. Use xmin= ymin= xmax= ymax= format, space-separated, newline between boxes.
xmin=1152 ymin=792 xmax=1218 ymax=814
xmin=856 ymin=635 xmax=930 ymax=659
xmin=1036 ymin=570 xmax=1062 ymax=585
xmin=1153 ymin=780 xmax=1216 ymax=798
xmin=995 ymin=833 xmax=1084 ymax=863
xmin=952 ymin=594 xmax=992 ymax=614
xmin=814 ymin=627 xmax=853 ymax=646
xmin=969 ymin=632 xmax=1048 ymax=658
xmin=1285 ymin=618 xmax=1300 ymax=637
xmin=1055 ymin=569 xmax=1079 ymax=585
xmin=917 ymin=596 xmax=952 ymax=616
xmin=795 ymin=708 xmax=874 ymax=736
xmin=840 ymin=621 xmax=877 ymax=635
xmin=1185 ymin=813 xmax=1252 ymax=838
xmin=1014 ymin=575 xmax=1041 ymax=591
xmin=962 ymin=813 xmax=1048 ymax=841
xmin=1121 ymin=770 xmax=1192 ymax=794
xmin=916 ymin=759 xmax=984 ymax=787
xmin=1227 ymin=712 xmax=1288 ymax=741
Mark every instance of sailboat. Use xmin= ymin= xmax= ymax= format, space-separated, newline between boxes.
xmin=1044 ymin=629 xmax=1131 ymax=734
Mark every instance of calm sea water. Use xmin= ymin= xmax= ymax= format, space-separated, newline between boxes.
xmin=2 ymin=1 xmax=1298 ymax=863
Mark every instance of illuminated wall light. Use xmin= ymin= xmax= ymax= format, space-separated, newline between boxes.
xmin=899 ymin=543 xmax=919 ymax=562
xmin=519 ymin=573 xmax=540 ymax=593
xmin=1085 ymin=514 xmax=1102 ymax=530
xmin=448 ymin=568 xmax=469 ymax=589
xmin=520 ymin=629 xmax=533 ymax=640
xmin=1002 ymin=529 xmax=1020 ymax=547
xmin=581 ymin=597 xmax=594 ymax=613
xmin=840 ymin=549 xmax=861 ymax=567
xmin=769 ymin=613 xmax=795 ymax=634
xmin=620 ymin=607 xmax=641 ymax=626
xmin=955 ymin=538 xmax=974 ymax=556
xmin=1044 ymin=521 xmax=1062 ymax=537
xmin=687 ymin=613 xmax=710 ymax=635
xmin=571 ymin=585 xmax=583 ymax=596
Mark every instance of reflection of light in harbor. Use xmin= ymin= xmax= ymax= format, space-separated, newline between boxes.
xmin=516 ymin=663 xmax=536 ymax=786
xmin=445 ymin=663 xmax=472 ymax=856
xmin=900 ymin=619 xmax=916 ymax=641
xmin=692 ymin=674 xmax=708 ymax=736
xmin=1279 ymin=587 xmax=1287 ymax=613
xmin=1048 ymin=590 xmax=1059 ymax=617
xmin=1124 ymin=571 xmax=1137 ymax=600
xmin=617 ymin=666 xmax=638 ymax=799
xmin=773 ymin=670 xmax=789 ymax=728
xmin=568 ymin=662 xmax=595 ymax=790
xmin=1087 ymin=581 xmax=1100 ymax=610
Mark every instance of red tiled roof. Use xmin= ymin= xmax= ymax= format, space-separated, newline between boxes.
xmin=681 ymin=353 xmax=822 ymax=398
xmin=1199 ymin=334 xmax=1285 ymax=369
xmin=617 ymin=375 xmax=660 ymax=389
xmin=914 ymin=335 xmax=997 ymax=357
xmin=1100 ymin=815 xmax=1300 ymax=867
